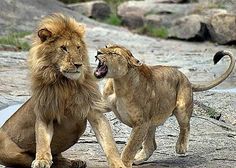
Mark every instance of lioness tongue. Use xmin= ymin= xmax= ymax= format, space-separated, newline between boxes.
xmin=95 ymin=70 xmax=102 ymax=76
xmin=95 ymin=65 xmax=107 ymax=76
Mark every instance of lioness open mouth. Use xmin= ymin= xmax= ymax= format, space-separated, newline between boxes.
xmin=94 ymin=60 xmax=108 ymax=78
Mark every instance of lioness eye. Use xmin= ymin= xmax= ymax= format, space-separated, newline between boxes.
xmin=60 ymin=45 xmax=67 ymax=52
xmin=97 ymin=50 xmax=102 ymax=55
xmin=77 ymin=46 xmax=81 ymax=49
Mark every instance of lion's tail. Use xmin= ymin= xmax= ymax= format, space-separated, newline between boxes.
xmin=192 ymin=50 xmax=235 ymax=92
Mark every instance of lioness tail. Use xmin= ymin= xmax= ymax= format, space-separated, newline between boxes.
xmin=192 ymin=50 xmax=235 ymax=92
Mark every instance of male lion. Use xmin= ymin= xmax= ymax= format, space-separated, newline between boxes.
xmin=94 ymin=44 xmax=235 ymax=167
xmin=0 ymin=14 xmax=126 ymax=168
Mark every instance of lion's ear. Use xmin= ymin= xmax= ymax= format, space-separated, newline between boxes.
xmin=38 ymin=28 xmax=52 ymax=42
xmin=129 ymin=56 xmax=142 ymax=67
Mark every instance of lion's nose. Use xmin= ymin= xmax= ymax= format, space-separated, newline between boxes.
xmin=74 ymin=63 xmax=82 ymax=68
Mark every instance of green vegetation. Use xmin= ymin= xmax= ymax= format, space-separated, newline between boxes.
xmin=104 ymin=0 xmax=127 ymax=12
xmin=206 ymin=107 xmax=219 ymax=119
xmin=104 ymin=13 xmax=122 ymax=26
xmin=0 ymin=31 xmax=31 ymax=51
xmin=138 ymin=25 xmax=168 ymax=39
xmin=58 ymin=0 xmax=87 ymax=4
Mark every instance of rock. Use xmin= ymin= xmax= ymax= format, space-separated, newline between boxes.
xmin=117 ymin=1 xmax=197 ymax=17
xmin=145 ymin=14 xmax=162 ymax=27
xmin=0 ymin=0 xmax=98 ymax=35
xmin=207 ymin=13 xmax=236 ymax=44
xmin=200 ymin=8 xmax=227 ymax=16
xmin=1 ymin=0 xmax=236 ymax=167
xmin=117 ymin=1 xmax=145 ymax=17
xmin=145 ymin=0 xmax=192 ymax=3
xmin=117 ymin=1 xmax=197 ymax=29
xmin=168 ymin=14 xmax=209 ymax=41
xmin=68 ymin=1 xmax=111 ymax=20
xmin=121 ymin=12 xmax=144 ymax=29
xmin=199 ymin=8 xmax=227 ymax=24
xmin=0 ymin=44 xmax=19 ymax=51
xmin=145 ymin=14 xmax=179 ymax=28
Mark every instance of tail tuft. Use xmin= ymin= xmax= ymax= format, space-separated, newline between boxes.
xmin=192 ymin=50 xmax=235 ymax=92
xmin=213 ymin=50 xmax=226 ymax=64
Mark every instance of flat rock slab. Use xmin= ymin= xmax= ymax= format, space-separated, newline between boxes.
xmin=62 ymin=115 xmax=236 ymax=168
xmin=1 ymin=18 xmax=236 ymax=168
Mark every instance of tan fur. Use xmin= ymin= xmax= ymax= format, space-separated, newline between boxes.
xmin=0 ymin=14 xmax=125 ymax=168
xmin=95 ymin=44 xmax=235 ymax=167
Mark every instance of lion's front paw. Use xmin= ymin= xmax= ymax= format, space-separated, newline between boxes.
xmin=71 ymin=159 xmax=87 ymax=168
xmin=31 ymin=159 xmax=53 ymax=168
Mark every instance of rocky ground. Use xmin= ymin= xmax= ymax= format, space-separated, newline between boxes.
xmin=0 ymin=0 xmax=236 ymax=167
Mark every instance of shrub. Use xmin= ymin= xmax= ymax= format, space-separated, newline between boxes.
xmin=105 ymin=13 xmax=122 ymax=26
xmin=138 ymin=25 xmax=168 ymax=39
xmin=0 ymin=32 xmax=31 ymax=51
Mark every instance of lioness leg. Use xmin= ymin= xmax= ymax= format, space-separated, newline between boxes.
xmin=134 ymin=126 xmax=156 ymax=165
xmin=0 ymin=130 xmax=33 ymax=167
xmin=174 ymin=87 xmax=193 ymax=154
xmin=52 ymin=154 xmax=86 ymax=168
xmin=121 ymin=123 xmax=149 ymax=168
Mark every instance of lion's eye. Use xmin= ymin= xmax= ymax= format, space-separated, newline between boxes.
xmin=60 ymin=45 xmax=67 ymax=52
xmin=111 ymin=52 xmax=117 ymax=56
xmin=77 ymin=46 xmax=81 ymax=49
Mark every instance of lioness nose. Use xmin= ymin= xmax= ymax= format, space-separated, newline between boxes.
xmin=74 ymin=63 xmax=82 ymax=68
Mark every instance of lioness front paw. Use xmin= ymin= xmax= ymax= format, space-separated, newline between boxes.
xmin=176 ymin=142 xmax=188 ymax=155
xmin=110 ymin=162 xmax=127 ymax=168
xmin=31 ymin=159 xmax=53 ymax=168
xmin=134 ymin=149 xmax=150 ymax=165
xmin=121 ymin=160 xmax=132 ymax=168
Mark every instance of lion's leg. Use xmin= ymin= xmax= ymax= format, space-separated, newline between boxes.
xmin=52 ymin=154 xmax=86 ymax=168
xmin=174 ymin=87 xmax=193 ymax=154
xmin=134 ymin=126 xmax=156 ymax=165
xmin=31 ymin=119 xmax=54 ymax=168
xmin=0 ymin=129 xmax=33 ymax=167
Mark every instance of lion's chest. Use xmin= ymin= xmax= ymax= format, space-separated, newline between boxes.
xmin=64 ymin=95 xmax=90 ymax=118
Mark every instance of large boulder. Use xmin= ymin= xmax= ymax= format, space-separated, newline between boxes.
xmin=68 ymin=1 xmax=111 ymax=20
xmin=117 ymin=0 xmax=197 ymax=29
xmin=145 ymin=14 xmax=179 ymax=28
xmin=117 ymin=1 xmax=197 ymax=17
xmin=121 ymin=12 xmax=144 ymax=29
xmin=145 ymin=0 xmax=193 ymax=3
xmin=168 ymin=14 xmax=208 ymax=41
xmin=207 ymin=13 xmax=236 ymax=44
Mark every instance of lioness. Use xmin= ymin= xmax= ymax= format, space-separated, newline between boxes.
xmin=0 ymin=15 xmax=126 ymax=168
xmin=94 ymin=44 xmax=235 ymax=167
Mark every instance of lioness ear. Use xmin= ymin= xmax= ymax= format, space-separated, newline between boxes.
xmin=105 ymin=44 xmax=115 ymax=48
xmin=129 ymin=56 xmax=142 ymax=67
xmin=77 ymin=24 xmax=85 ymax=37
xmin=38 ymin=28 xmax=52 ymax=42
